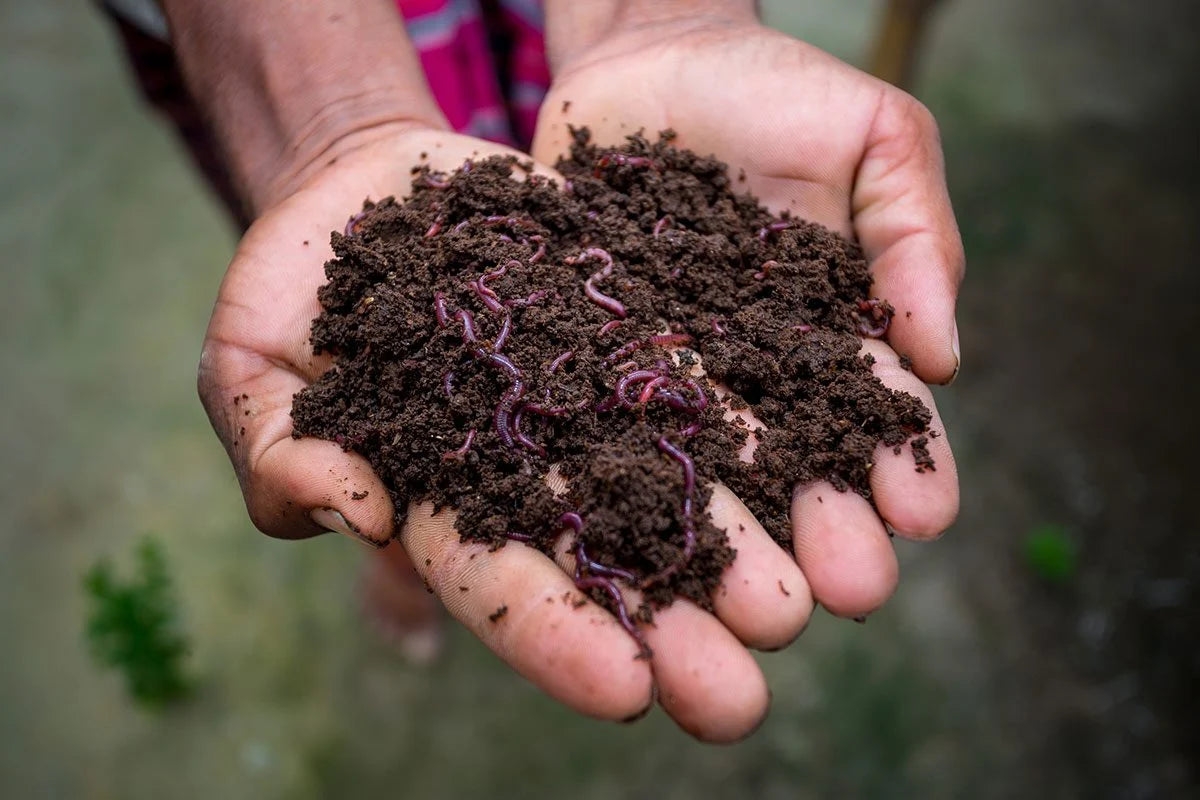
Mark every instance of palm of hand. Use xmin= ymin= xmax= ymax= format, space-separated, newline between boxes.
xmin=521 ymin=21 xmax=962 ymax=738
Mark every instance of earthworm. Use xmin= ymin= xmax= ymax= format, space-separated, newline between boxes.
xmin=711 ymin=317 xmax=727 ymax=336
xmin=442 ymin=429 xmax=476 ymax=460
xmin=511 ymin=406 xmax=545 ymax=456
xmin=469 ymin=280 xmax=503 ymax=312
xmin=593 ymin=152 xmax=659 ymax=178
xmin=522 ymin=403 xmax=571 ymax=418
xmin=483 ymin=215 xmax=539 ymax=231
xmin=504 ymin=289 xmax=551 ymax=308
xmin=482 ymin=352 xmax=525 ymax=449
xmin=653 ymin=215 xmax=673 ymax=237
xmin=574 ymin=575 xmax=650 ymax=658
xmin=547 ymin=350 xmax=574 ymax=374
xmin=433 ymin=292 xmax=451 ymax=328
xmin=442 ymin=371 xmax=455 ymax=398
xmin=527 ymin=235 xmax=546 ymax=264
xmin=493 ymin=313 xmax=512 ymax=351
xmin=575 ymin=247 xmax=627 ymax=319
xmin=424 ymin=216 xmax=444 ymax=238
xmin=597 ymin=319 xmax=624 ymax=337
xmin=560 ymin=512 xmax=583 ymax=536
xmin=344 ymin=210 xmax=368 ymax=236
xmin=613 ymin=360 xmax=639 ymax=373
xmin=453 ymin=220 xmax=470 ymax=234
xmin=575 ymin=541 xmax=637 ymax=584
xmin=641 ymin=437 xmax=697 ymax=588
xmin=603 ymin=333 xmax=693 ymax=365
xmin=681 ymin=420 xmax=704 ymax=437
xmin=754 ymin=260 xmax=779 ymax=280
xmin=792 ymin=323 xmax=813 ymax=333
xmin=757 ymin=220 xmax=797 ymax=241
xmin=679 ymin=378 xmax=709 ymax=412
xmin=613 ymin=369 xmax=664 ymax=409
xmin=457 ymin=309 xmax=478 ymax=344
xmin=419 ymin=173 xmax=451 ymax=189
xmin=637 ymin=376 xmax=671 ymax=405
xmin=482 ymin=260 xmax=520 ymax=295
xmin=856 ymin=298 xmax=891 ymax=338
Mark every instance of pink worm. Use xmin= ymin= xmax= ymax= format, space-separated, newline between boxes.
xmin=547 ymin=350 xmax=574 ymax=374
xmin=641 ymin=437 xmax=697 ymax=588
xmin=754 ymin=260 xmax=779 ymax=280
xmin=757 ymin=220 xmax=797 ymax=241
xmin=597 ymin=319 xmax=624 ymax=336
xmin=576 ymin=247 xmax=627 ymax=319
xmin=344 ymin=210 xmax=368 ymax=236
xmin=433 ymin=292 xmax=451 ymax=328
xmin=527 ymin=235 xmax=546 ymax=264
xmin=441 ymin=429 xmax=476 ymax=460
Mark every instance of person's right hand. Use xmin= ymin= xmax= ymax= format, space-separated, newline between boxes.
xmin=197 ymin=122 xmax=688 ymax=729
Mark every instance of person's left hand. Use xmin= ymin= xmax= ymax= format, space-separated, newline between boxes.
xmin=531 ymin=7 xmax=962 ymax=740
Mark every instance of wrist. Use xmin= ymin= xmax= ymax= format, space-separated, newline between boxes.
xmin=544 ymin=0 xmax=758 ymax=74
xmin=161 ymin=0 xmax=447 ymax=215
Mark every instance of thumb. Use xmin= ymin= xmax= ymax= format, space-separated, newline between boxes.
xmin=199 ymin=339 xmax=395 ymax=548
xmin=852 ymin=89 xmax=964 ymax=384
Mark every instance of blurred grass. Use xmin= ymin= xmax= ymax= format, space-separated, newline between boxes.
xmin=1 ymin=0 xmax=1195 ymax=797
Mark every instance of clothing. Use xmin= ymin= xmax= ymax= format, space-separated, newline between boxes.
xmin=102 ymin=0 xmax=550 ymax=226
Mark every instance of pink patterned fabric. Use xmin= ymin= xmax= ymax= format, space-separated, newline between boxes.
xmin=396 ymin=0 xmax=549 ymax=149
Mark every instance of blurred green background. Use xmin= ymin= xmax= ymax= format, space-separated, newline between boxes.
xmin=2 ymin=0 xmax=1196 ymax=797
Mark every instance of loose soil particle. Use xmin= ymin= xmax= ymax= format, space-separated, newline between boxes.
xmin=291 ymin=129 xmax=932 ymax=625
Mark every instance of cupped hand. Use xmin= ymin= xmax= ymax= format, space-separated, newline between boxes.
xmin=527 ymin=14 xmax=963 ymax=739
xmin=197 ymin=125 xmax=659 ymax=734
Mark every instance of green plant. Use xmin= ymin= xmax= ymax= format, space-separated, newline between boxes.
xmin=1023 ymin=523 xmax=1077 ymax=584
xmin=83 ymin=538 xmax=191 ymax=706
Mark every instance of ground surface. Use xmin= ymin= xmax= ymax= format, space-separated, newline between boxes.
xmin=1 ymin=1 xmax=1195 ymax=798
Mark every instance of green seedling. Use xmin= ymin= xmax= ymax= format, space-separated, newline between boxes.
xmin=83 ymin=538 xmax=191 ymax=706
xmin=1023 ymin=523 xmax=1077 ymax=584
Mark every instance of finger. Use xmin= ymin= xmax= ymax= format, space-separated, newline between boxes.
xmin=550 ymin=535 xmax=769 ymax=742
xmin=852 ymin=89 xmax=964 ymax=384
xmin=707 ymin=484 xmax=814 ymax=650
xmin=645 ymin=599 xmax=770 ymax=743
xmin=401 ymin=502 xmax=655 ymax=722
xmin=791 ymin=483 xmax=898 ymax=618
xmin=198 ymin=338 xmax=394 ymax=546
xmin=862 ymin=340 xmax=960 ymax=539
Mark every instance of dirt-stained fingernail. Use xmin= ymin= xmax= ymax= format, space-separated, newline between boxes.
xmin=946 ymin=320 xmax=961 ymax=384
xmin=311 ymin=507 xmax=383 ymax=549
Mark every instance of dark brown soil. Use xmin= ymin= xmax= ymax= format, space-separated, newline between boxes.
xmin=291 ymin=129 xmax=932 ymax=621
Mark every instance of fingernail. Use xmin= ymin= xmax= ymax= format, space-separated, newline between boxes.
xmin=852 ymin=615 xmax=867 ymax=624
xmin=311 ymin=507 xmax=383 ymax=549
xmin=946 ymin=320 xmax=961 ymax=385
